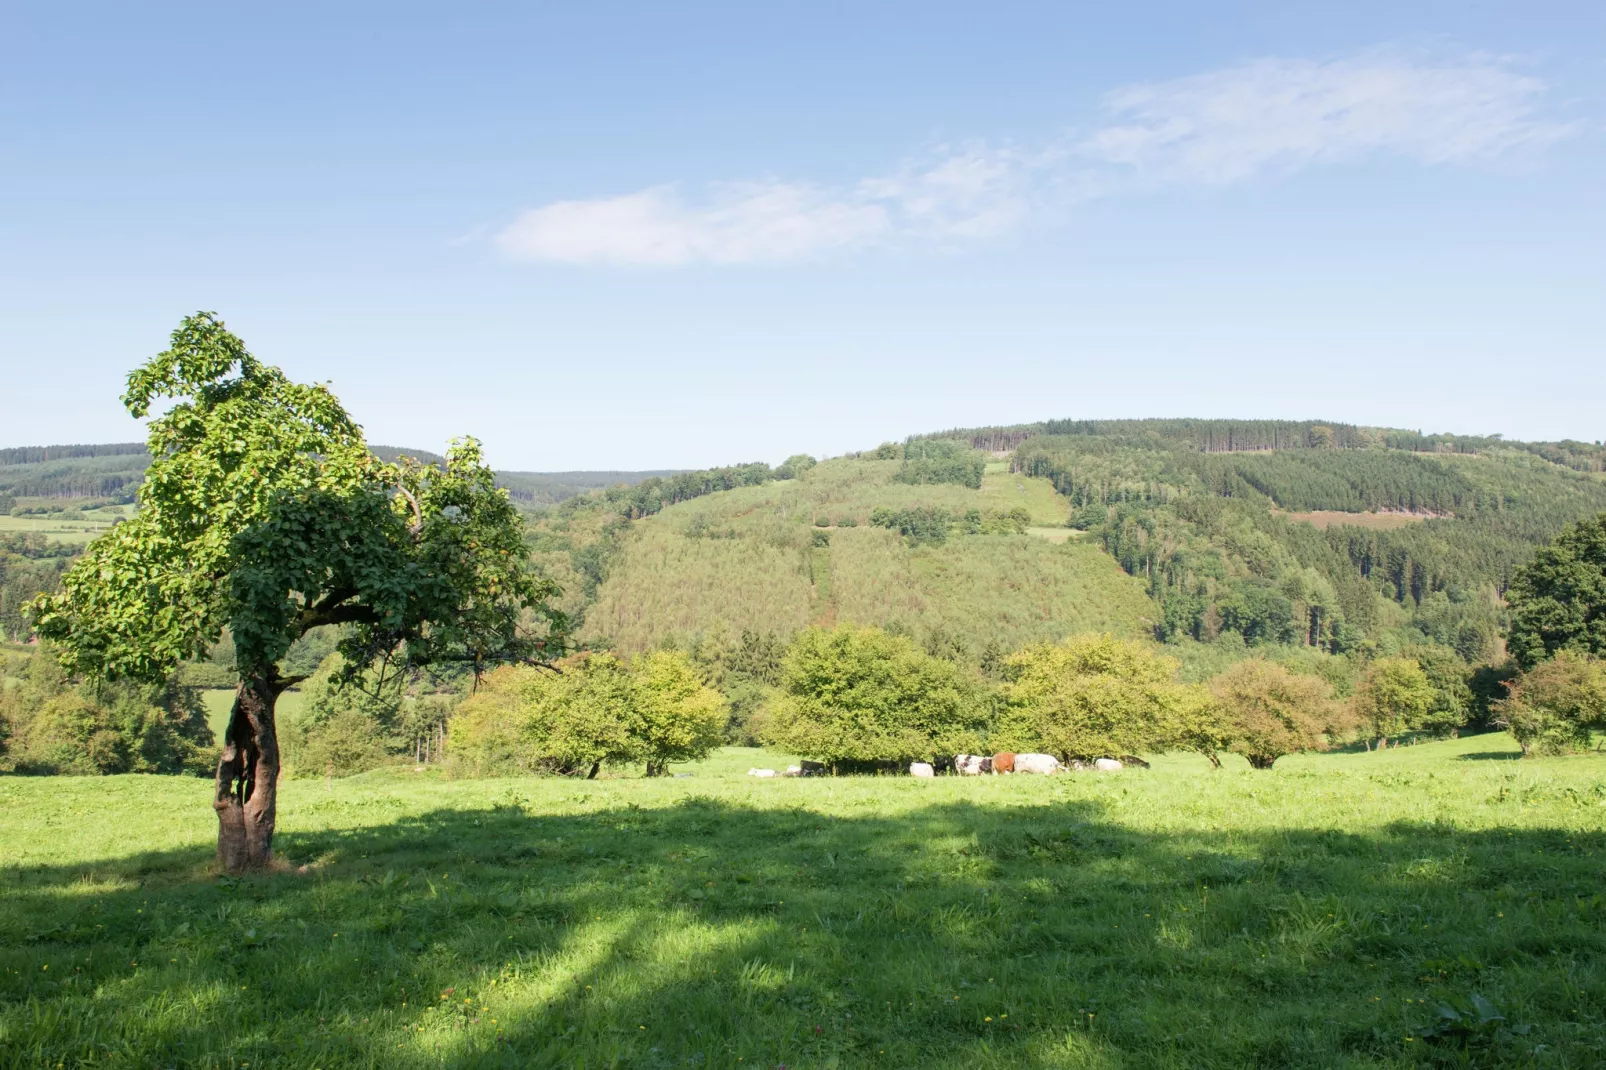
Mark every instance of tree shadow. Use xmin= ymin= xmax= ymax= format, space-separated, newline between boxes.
xmin=2 ymin=792 xmax=1603 ymax=1068
xmin=1455 ymin=752 xmax=1525 ymax=762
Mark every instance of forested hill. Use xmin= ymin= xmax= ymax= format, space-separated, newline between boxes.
xmin=518 ymin=418 xmax=1606 ymax=698
xmin=0 ymin=442 xmax=681 ymax=508
xmin=926 ymin=418 xmax=1606 ymax=473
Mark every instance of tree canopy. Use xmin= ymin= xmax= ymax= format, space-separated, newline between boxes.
xmin=27 ymin=312 xmax=565 ymax=870
xmin=1506 ymin=513 xmax=1606 ymax=669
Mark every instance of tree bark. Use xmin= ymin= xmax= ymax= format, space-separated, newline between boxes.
xmin=214 ymin=667 xmax=281 ymax=874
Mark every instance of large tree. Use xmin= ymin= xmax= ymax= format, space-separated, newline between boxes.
xmin=1507 ymin=513 xmax=1606 ymax=669
xmin=30 ymin=313 xmax=565 ymax=872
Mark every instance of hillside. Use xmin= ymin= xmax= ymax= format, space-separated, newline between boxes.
xmin=0 ymin=441 xmax=679 ymax=512
xmin=544 ymin=457 xmax=1155 ymax=656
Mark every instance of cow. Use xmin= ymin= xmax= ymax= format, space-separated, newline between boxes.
xmin=1013 ymin=753 xmax=1061 ymax=775
xmin=909 ymin=762 xmax=936 ymax=778
xmin=800 ymin=760 xmax=827 ymax=777
xmin=747 ymin=768 xmax=777 ymax=778
xmin=1093 ymin=757 xmax=1123 ymax=772
xmin=954 ymin=754 xmax=992 ymax=775
xmin=991 ymin=752 xmax=1016 ymax=774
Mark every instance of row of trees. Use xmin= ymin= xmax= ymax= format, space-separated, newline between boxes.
xmin=868 ymin=505 xmax=1032 ymax=545
xmin=757 ymin=625 xmax=1475 ymax=770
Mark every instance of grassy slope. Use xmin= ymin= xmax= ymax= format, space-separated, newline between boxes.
xmin=581 ymin=459 xmax=1151 ymax=653
xmin=3 ymin=737 xmax=1604 ymax=1067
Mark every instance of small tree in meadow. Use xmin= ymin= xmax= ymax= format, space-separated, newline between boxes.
xmin=450 ymin=650 xmax=723 ymax=777
xmin=631 ymin=649 xmax=727 ymax=776
xmin=997 ymin=633 xmax=1201 ymax=761
xmin=1207 ymin=659 xmax=1336 ymax=769
xmin=30 ymin=313 xmax=565 ymax=871
xmin=1494 ymin=651 xmax=1606 ymax=755
xmin=1353 ymin=657 xmax=1436 ymax=747
xmin=760 ymin=624 xmax=985 ymax=767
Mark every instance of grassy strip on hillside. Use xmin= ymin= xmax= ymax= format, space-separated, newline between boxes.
xmin=578 ymin=458 xmax=1143 ymax=655
xmin=2 ymin=738 xmax=1603 ymax=1067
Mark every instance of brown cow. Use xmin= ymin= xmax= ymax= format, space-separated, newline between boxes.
xmin=991 ymin=752 xmax=1015 ymax=774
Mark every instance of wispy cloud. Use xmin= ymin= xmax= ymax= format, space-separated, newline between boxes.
xmin=1083 ymin=47 xmax=1573 ymax=185
xmin=496 ymin=47 xmax=1574 ymax=266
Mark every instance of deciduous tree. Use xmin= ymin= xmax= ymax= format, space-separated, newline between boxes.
xmin=30 ymin=313 xmax=565 ymax=871
xmin=1506 ymin=513 xmax=1606 ymax=669
xmin=1207 ymin=659 xmax=1336 ymax=769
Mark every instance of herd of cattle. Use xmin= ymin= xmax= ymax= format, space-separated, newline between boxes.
xmin=746 ymin=752 xmax=1125 ymax=778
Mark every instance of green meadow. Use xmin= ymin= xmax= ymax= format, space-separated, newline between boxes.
xmin=4 ymin=737 xmax=1604 ymax=1068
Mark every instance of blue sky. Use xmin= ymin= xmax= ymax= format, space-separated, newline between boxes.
xmin=3 ymin=1 xmax=1603 ymax=469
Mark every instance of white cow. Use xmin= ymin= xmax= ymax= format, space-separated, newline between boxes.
xmin=909 ymin=762 xmax=936 ymax=778
xmin=747 ymin=768 xmax=777 ymax=778
xmin=1093 ymin=758 xmax=1124 ymax=772
xmin=1013 ymin=753 xmax=1062 ymax=775
xmin=954 ymin=754 xmax=992 ymax=775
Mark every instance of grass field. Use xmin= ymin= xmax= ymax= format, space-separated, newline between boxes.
xmin=1272 ymin=511 xmax=1432 ymax=532
xmin=0 ymin=506 xmax=129 ymax=545
xmin=3 ymin=736 xmax=1605 ymax=1068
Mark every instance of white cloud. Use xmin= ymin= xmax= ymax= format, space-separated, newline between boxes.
xmin=496 ymin=47 xmax=1573 ymax=266
xmin=1083 ymin=48 xmax=1573 ymax=185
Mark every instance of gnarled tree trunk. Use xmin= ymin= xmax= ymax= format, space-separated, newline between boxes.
xmin=214 ymin=667 xmax=282 ymax=873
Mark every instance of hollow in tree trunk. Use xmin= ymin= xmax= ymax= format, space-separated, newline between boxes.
xmin=214 ymin=667 xmax=282 ymax=873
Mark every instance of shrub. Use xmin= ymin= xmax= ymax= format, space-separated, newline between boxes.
xmin=1352 ymin=657 xmax=1436 ymax=745
xmin=631 ymin=650 xmax=727 ymax=776
xmin=1495 ymin=651 xmax=1606 ymax=755
xmin=996 ymin=633 xmax=1201 ymax=761
xmin=760 ymin=624 xmax=985 ymax=766
xmin=449 ymin=650 xmax=724 ymax=777
xmin=775 ymin=454 xmax=817 ymax=480
xmin=1506 ymin=512 xmax=1606 ymax=669
xmin=1206 ymin=659 xmax=1337 ymax=769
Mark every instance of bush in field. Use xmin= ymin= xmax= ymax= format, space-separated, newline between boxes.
xmin=1352 ymin=657 xmax=1436 ymax=746
xmin=450 ymin=650 xmax=724 ymax=777
xmin=1495 ymin=651 xmax=1606 ymax=755
xmin=0 ymin=649 xmax=213 ymax=775
xmin=995 ymin=634 xmax=1202 ymax=761
xmin=760 ymin=624 xmax=985 ymax=766
xmin=1206 ymin=659 xmax=1337 ymax=769
xmin=775 ymin=454 xmax=817 ymax=480
xmin=631 ymin=650 xmax=727 ymax=776
xmin=292 ymin=707 xmax=394 ymax=777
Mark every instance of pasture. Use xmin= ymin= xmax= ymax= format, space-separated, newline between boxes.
xmin=3 ymin=737 xmax=1605 ymax=1068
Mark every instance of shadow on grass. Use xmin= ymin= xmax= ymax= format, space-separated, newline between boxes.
xmin=1455 ymin=752 xmax=1526 ymax=762
xmin=3 ymin=794 xmax=1605 ymax=1068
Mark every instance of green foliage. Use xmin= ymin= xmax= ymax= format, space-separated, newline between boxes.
xmin=0 ymin=534 xmax=74 ymax=642
xmin=1495 ymin=651 xmax=1606 ymax=755
xmin=1205 ymin=659 xmax=1337 ymax=769
xmin=893 ymin=439 xmax=986 ymax=489
xmin=1353 ymin=657 xmax=1437 ymax=742
xmin=450 ymin=650 xmax=724 ymax=776
xmin=760 ymin=625 xmax=985 ymax=764
xmin=775 ymin=454 xmax=817 ymax=480
xmin=29 ymin=313 xmax=565 ymax=689
xmin=630 ymin=650 xmax=728 ymax=775
xmin=1506 ymin=512 xmax=1606 ymax=669
xmin=996 ymin=634 xmax=1201 ymax=760
xmin=0 ymin=648 xmax=213 ymax=775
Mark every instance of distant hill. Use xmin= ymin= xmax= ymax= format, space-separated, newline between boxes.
xmin=519 ymin=418 xmax=1606 ymax=679
xmin=0 ymin=442 xmax=681 ymax=508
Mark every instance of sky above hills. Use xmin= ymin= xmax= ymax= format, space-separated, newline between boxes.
xmin=3 ymin=1 xmax=1603 ymax=469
